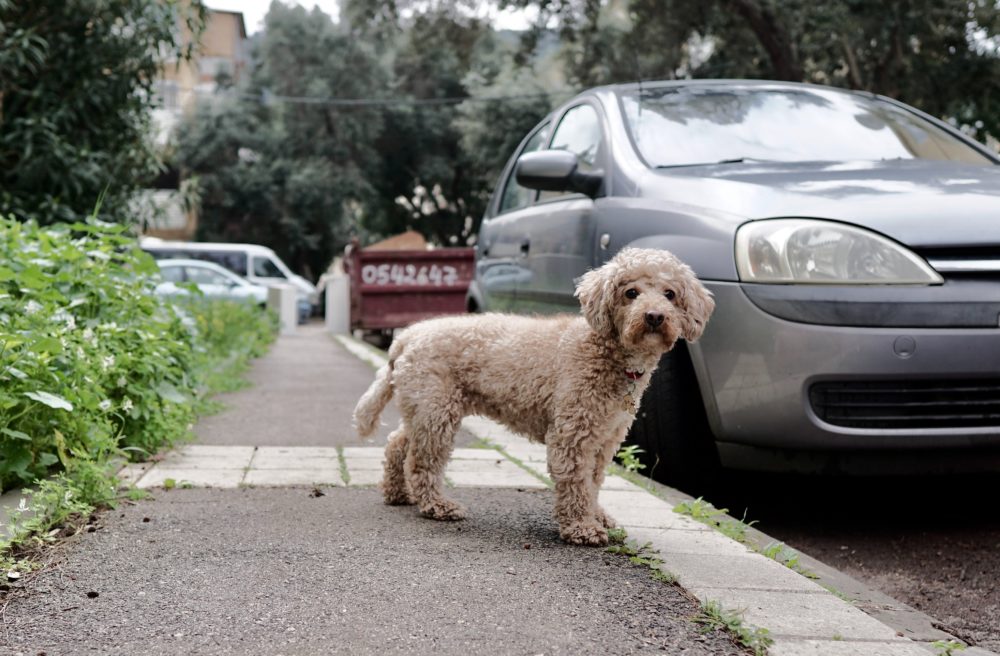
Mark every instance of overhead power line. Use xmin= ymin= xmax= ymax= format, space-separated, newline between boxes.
xmin=164 ymin=84 xmax=578 ymax=108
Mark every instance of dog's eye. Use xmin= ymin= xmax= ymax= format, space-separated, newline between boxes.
xmin=664 ymin=289 xmax=676 ymax=301
xmin=624 ymin=288 xmax=639 ymax=300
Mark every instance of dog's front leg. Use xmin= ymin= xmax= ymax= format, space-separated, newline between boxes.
xmin=591 ymin=430 xmax=628 ymax=529
xmin=547 ymin=429 xmax=607 ymax=546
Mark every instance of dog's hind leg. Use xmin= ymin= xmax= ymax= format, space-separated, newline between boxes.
xmin=402 ymin=398 xmax=466 ymax=521
xmin=381 ymin=424 xmax=413 ymax=506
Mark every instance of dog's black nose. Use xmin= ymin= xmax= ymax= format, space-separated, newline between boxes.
xmin=645 ymin=312 xmax=664 ymax=328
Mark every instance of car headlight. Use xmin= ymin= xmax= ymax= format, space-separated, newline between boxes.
xmin=735 ymin=219 xmax=943 ymax=284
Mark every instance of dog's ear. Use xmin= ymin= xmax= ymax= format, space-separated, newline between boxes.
xmin=678 ymin=275 xmax=715 ymax=343
xmin=575 ymin=262 xmax=617 ymax=336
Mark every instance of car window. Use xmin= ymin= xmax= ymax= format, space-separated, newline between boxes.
xmin=186 ymin=266 xmax=231 ymax=286
xmin=158 ymin=265 xmax=184 ymax=283
xmin=549 ymin=104 xmax=602 ymax=171
xmin=252 ymin=256 xmax=286 ymax=278
xmin=538 ymin=104 xmax=604 ymax=201
xmin=498 ymin=123 xmax=550 ymax=215
xmin=620 ymin=86 xmax=993 ymax=167
xmin=201 ymin=251 xmax=248 ymax=276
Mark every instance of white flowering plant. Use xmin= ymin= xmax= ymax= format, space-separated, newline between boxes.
xmin=0 ymin=217 xmax=275 ymax=500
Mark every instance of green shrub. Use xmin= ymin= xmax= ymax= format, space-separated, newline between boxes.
xmin=0 ymin=216 xmax=275 ymax=492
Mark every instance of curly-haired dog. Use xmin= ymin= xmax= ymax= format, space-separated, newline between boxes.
xmin=353 ymin=248 xmax=714 ymax=546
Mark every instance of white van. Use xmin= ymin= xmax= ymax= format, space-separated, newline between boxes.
xmin=139 ymin=238 xmax=317 ymax=312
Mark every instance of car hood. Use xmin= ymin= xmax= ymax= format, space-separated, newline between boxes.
xmin=649 ymin=159 xmax=1000 ymax=248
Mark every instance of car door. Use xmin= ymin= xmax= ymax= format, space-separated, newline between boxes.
xmin=185 ymin=265 xmax=234 ymax=300
xmin=515 ymin=102 xmax=607 ymax=315
xmin=476 ymin=122 xmax=551 ymax=312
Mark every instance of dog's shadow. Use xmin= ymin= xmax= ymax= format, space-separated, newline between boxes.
xmin=379 ymin=487 xmax=574 ymax=551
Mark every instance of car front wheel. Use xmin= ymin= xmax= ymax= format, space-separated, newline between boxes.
xmin=624 ymin=342 xmax=721 ymax=494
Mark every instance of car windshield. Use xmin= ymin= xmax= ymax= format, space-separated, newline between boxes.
xmin=619 ymin=86 xmax=992 ymax=168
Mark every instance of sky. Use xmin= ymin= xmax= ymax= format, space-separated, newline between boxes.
xmin=206 ymin=0 xmax=536 ymax=35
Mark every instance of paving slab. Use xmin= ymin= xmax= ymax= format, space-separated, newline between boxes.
xmin=447 ymin=468 xmax=548 ymax=489
xmin=626 ymin=526 xmax=757 ymax=557
xmin=136 ymin=467 xmax=245 ymax=489
xmin=243 ymin=468 xmax=342 ymax=487
xmin=688 ymin=588 xmax=907 ymax=641
xmin=250 ymin=446 xmax=340 ymax=469
xmin=344 ymin=468 xmax=383 ymax=486
xmin=661 ymin=552 xmax=827 ymax=592
xmin=768 ymin=640 xmax=933 ymax=656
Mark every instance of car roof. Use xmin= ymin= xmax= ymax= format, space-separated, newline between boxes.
xmin=156 ymin=259 xmax=264 ymax=286
xmin=140 ymin=238 xmax=276 ymax=255
xmin=571 ymin=79 xmax=887 ymax=109
xmin=157 ymin=258 xmax=226 ymax=267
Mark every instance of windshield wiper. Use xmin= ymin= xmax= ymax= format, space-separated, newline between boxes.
xmin=656 ymin=157 xmax=773 ymax=169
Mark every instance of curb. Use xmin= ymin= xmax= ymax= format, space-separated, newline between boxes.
xmin=333 ymin=332 xmax=995 ymax=656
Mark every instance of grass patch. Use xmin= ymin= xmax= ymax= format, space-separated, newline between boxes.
xmin=336 ymin=446 xmax=350 ymax=485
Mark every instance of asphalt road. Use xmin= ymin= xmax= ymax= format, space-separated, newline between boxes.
xmin=2 ymin=487 xmax=748 ymax=656
xmin=694 ymin=471 xmax=1000 ymax=653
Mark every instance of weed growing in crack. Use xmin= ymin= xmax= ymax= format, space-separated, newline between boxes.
xmin=614 ymin=444 xmax=646 ymax=473
xmin=605 ymin=531 xmax=676 ymax=584
xmin=336 ymin=446 xmax=350 ymax=485
xmin=932 ymin=639 xmax=967 ymax=656
xmin=674 ymin=497 xmax=757 ymax=543
xmin=760 ymin=541 xmax=819 ymax=579
xmin=697 ymin=600 xmax=773 ymax=656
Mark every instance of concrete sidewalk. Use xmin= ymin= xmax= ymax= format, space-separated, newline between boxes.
xmin=1 ymin=325 xmax=983 ymax=655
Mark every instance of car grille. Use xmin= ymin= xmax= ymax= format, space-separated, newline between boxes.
xmin=921 ymin=246 xmax=1000 ymax=280
xmin=810 ymin=379 xmax=1000 ymax=429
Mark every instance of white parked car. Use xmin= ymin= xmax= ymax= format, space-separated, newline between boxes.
xmin=155 ymin=259 xmax=268 ymax=305
xmin=141 ymin=238 xmax=314 ymax=322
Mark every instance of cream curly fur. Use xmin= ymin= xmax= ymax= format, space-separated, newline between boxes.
xmin=353 ymin=248 xmax=715 ymax=546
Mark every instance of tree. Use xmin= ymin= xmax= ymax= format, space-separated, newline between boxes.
xmin=177 ymin=1 xmax=387 ymax=279
xmin=348 ymin=4 xmax=494 ymax=246
xmin=0 ymin=0 xmax=204 ymax=223
xmin=503 ymin=0 xmax=1000 ymax=142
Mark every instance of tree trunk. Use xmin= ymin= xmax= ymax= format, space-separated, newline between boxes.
xmin=727 ymin=0 xmax=804 ymax=81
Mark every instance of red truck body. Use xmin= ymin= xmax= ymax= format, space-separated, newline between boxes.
xmin=344 ymin=247 xmax=475 ymax=331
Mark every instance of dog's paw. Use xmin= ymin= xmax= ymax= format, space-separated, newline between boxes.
xmin=560 ymin=521 xmax=609 ymax=547
xmin=382 ymin=491 xmax=415 ymax=506
xmin=594 ymin=506 xmax=617 ymax=529
xmin=419 ymin=499 xmax=467 ymax=521
xmin=380 ymin=483 xmax=414 ymax=506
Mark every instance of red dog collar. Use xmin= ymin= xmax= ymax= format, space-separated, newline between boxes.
xmin=624 ymin=369 xmax=645 ymax=381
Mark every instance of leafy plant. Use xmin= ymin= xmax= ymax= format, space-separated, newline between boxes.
xmin=932 ymin=639 xmax=967 ymax=656
xmin=615 ymin=444 xmax=646 ymax=473
xmin=760 ymin=541 xmax=819 ymax=579
xmin=0 ymin=217 xmax=275 ymax=558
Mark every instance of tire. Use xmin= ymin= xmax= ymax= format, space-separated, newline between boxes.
xmin=625 ymin=342 xmax=721 ymax=493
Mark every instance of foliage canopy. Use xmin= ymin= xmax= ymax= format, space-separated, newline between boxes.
xmin=0 ymin=0 xmax=205 ymax=223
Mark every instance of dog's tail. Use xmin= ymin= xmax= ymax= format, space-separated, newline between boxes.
xmin=353 ymin=340 xmax=403 ymax=439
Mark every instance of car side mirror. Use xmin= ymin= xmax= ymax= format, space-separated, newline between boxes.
xmin=515 ymin=150 xmax=603 ymax=198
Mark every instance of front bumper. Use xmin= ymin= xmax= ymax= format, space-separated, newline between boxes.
xmin=692 ymin=282 xmax=1000 ymax=454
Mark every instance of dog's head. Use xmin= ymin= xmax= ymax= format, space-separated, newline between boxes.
xmin=575 ymin=248 xmax=715 ymax=354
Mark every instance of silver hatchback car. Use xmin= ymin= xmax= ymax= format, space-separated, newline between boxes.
xmin=468 ymin=79 xmax=1000 ymax=486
